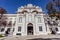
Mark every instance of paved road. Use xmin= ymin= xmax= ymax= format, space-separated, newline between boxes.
xmin=0 ymin=35 xmax=60 ymax=40
xmin=28 ymin=38 xmax=60 ymax=40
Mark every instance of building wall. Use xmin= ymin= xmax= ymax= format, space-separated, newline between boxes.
xmin=13 ymin=13 xmax=48 ymax=36
xmin=1 ymin=4 xmax=60 ymax=36
xmin=0 ymin=4 xmax=48 ymax=36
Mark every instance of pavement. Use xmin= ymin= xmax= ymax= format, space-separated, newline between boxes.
xmin=0 ymin=34 xmax=60 ymax=40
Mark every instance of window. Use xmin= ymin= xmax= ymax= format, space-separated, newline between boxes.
xmin=28 ymin=15 xmax=32 ymax=22
xmin=56 ymin=28 xmax=58 ymax=31
xmin=8 ymin=21 xmax=12 ymax=26
xmin=18 ymin=26 xmax=21 ymax=32
xmin=19 ymin=17 xmax=22 ymax=23
xmin=38 ymin=17 xmax=41 ymax=23
xmin=13 ymin=28 xmax=15 ymax=32
xmin=39 ymin=26 xmax=43 ymax=31
xmin=16 ymin=33 xmax=21 ymax=35
xmin=7 ymin=28 xmax=11 ymax=32
xmin=1 ymin=28 xmax=4 ymax=32
xmin=10 ymin=18 xmax=12 ymax=20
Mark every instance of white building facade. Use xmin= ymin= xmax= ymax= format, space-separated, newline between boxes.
xmin=13 ymin=4 xmax=47 ymax=36
xmin=0 ymin=4 xmax=60 ymax=36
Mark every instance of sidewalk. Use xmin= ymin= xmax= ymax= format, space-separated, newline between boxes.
xmin=0 ymin=34 xmax=60 ymax=40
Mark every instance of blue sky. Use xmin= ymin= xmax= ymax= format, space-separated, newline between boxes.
xmin=0 ymin=0 xmax=51 ymax=14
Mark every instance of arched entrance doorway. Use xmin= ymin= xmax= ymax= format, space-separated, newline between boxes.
xmin=27 ymin=23 xmax=33 ymax=35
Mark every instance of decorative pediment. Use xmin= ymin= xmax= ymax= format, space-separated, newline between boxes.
xmin=32 ymin=10 xmax=38 ymax=13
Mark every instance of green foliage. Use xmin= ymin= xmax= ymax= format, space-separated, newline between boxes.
xmin=0 ymin=34 xmax=4 ymax=38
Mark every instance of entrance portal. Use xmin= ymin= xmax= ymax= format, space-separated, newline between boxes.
xmin=27 ymin=23 xmax=33 ymax=35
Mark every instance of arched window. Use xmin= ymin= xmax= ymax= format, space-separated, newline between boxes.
xmin=27 ymin=23 xmax=33 ymax=35
xmin=28 ymin=23 xmax=33 ymax=26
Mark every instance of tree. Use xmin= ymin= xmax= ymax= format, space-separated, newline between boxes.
xmin=0 ymin=7 xmax=7 ymax=17
xmin=53 ymin=0 xmax=60 ymax=10
xmin=46 ymin=0 xmax=60 ymax=34
xmin=0 ymin=7 xmax=7 ymax=27
xmin=46 ymin=2 xmax=55 ymax=17
xmin=46 ymin=0 xmax=60 ymax=18
xmin=46 ymin=2 xmax=53 ymax=11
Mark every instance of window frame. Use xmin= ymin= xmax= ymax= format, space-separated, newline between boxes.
xmin=7 ymin=28 xmax=11 ymax=32
xmin=38 ymin=17 xmax=41 ymax=23
xmin=28 ymin=15 xmax=32 ymax=22
xmin=1 ymin=28 xmax=5 ymax=32
xmin=19 ymin=17 xmax=22 ymax=23
xmin=39 ymin=26 xmax=43 ymax=31
xmin=18 ymin=26 xmax=21 ymax=32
